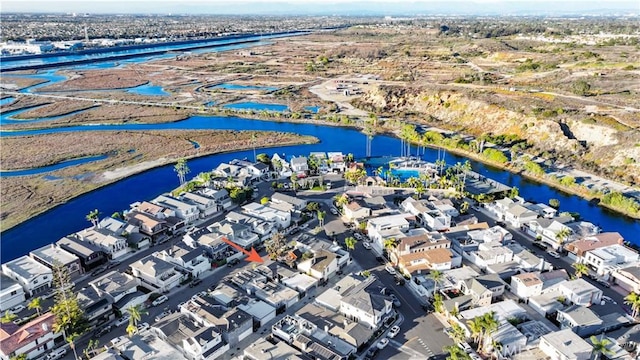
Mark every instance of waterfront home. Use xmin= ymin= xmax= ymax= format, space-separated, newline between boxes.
xmin=130 ymin=255 xmax=182 ymax=292
xmin=539 ymin=329 xmax=592 ymax=360
xmin=126 ymin=211 xmax=168 ymax=239
xmin=524 ymin=216 xmax=574 ymax=249
xmin=242 ymin=202 xmax=291 ymax=229
xmin=510 ymin=272 xmax=544 ymax=300
xmin=271 ymin=153 xmax=292 ymax=178
xmin=504 ymin=204 xmax=539 ymax=228
xmin=29 ymin=244 xmax=82 ymax=279
xmin=225 ymin=211 xmax=275 ymax=241
xmin=76 ymin=227 xmax=129 ymax=259
xmin=152 ymin=194 xmax=199 ymax=224
xmin=297 ymin=249 xmax=338 ymax=281
xmin=181 ymin=191 xmax=220 ymax=218
xmin=155 ymin=244 xmax=210 ymax=278
xmin=557 ymin=305 xmax=603 ymax=337
xmin=98 ymin=216 xmax=139 ymax=237
xmin=0 ymin=313 xmax=56 ymax=360
xmin=290 ymin=156 xmax=308 ymax=174
xmin=0 ymin=274 xmax=25 ymax=312
xmin=56 ymin=235 xmax=107 ymax=271
xmin=271 ymin=192 xmax=307 ymax=212
xmin=2 ymin=256 xmax=52 ymax=297
xmin=327 ymin=152 xmax=346 ymax=173
xmin=564 ymin=232 xmax=625 ymax=260
xmin=243 ymin=337 xmax=303 ymax=360
xmin=130 ymin=200 xmax=166 ymax=219
xmin=200 ymin=188 xmax=233 ymax=210
xmin=582 ymin=244 xmax=639 ymax=277
xmin=208 ymin=220 xmax=259 ymax=249
xmin=526 ymin=202 xmax=558 ymax=219
xmin=89 ymin=271 xmax=138 ymax=304
xmin=152 ymin=312 xmax=230 ymax=359
xmin=77 ymin=287 xmax=113 ymax=326
xmin=180 ymin=295 xmax=253 ymax=346
xmin=611 ymin=265 xmax=640 ymax=293
xmin=366 ymin=213 xmax=411 ymax=253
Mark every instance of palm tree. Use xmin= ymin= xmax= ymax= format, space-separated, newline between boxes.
xmin=428 ymin=269 xmax=444 ymax=297
xmin=127 ymin=304 xmax=147 ymax=328
xmin=444 ymin=345 xmax=471 ymax=360
xmin=126 ymin=323 xmax=137 ymax=338
xmin=1 ymin=310 xmax=17 ymax=324
xmin=67 ymin=332 xmax=80 ymax=360
xmin=317 ymin=210 xmax=326 ymax=227
xmin=480 ymin=312 xmax=499 ymax=353
xmin=590 ymin=335 xmax=614 ymax=360
xmin=345 ymin=237 xmax=357 ymax=251
xmin=334 ymin=193 xmax=349 ymax=208
xmin=433 ymin=293 xmax=445 ymax=314
xmin=290 ymin=173 xmax=298 ymax=193
xmin=490 ymin=340 xmax=503 ymax=360
xmin=624 ymin=292 xmax=640 ymax=318
xmin=450 ymin=323 xmax=467 ymax=344
xmin=86 ymin=209 xmax=99 ymax=227
xmin=556 ymin=227 xmax=572 ymax=246
xmin=467 ymin=317 xmax=484 ymax=346
xmin=28 ymin=296 xmax=42 ymax=316
xmin=572 ymin=262 xmax=589 ymax=278
xmin=383 ymin=237 xmax=397 ymax=251
xmin=10 ymin=354 xmax=27 ymax=360
xmin=436 ymin=158 xmax=447 ymax=177
xmin=174 ymin=158 xmax=190 ymax=186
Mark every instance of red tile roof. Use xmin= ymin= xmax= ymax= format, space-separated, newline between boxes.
xmin=0 ymin=313 xmax=55 ymax=356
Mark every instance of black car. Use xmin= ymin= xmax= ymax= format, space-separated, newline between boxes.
xmin=189 ymin=279 xmax=202 ymax=288
xmin=375 ymin=256 xmax=385 ymax=264
xmin=227 ymin=258 xmax=240 ymax=267
xmin=94 ymin=325 xmax=112 ymax=337
xmin=394 ymin=276 xmax=406 ymax=286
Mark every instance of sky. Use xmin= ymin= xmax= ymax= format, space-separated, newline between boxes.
xmin=2 ymin=0 xmax=638 ymax=15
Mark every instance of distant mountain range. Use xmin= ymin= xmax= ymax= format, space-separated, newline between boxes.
xmin=5 ymin=1 xmax=639 ymax=16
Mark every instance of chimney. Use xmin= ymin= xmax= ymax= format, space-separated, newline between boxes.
xmin=42 ymin=323 xmax=48 ymax=331
xmin=324 ymin=325 xmax=329 ymax=332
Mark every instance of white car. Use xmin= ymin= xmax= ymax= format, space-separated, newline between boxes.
xmin=354 ymin=233 xmax=363 ymax=240
xmin=388 ymin=325 xmax=400 ymax=338
xmin=9 ymin=305 xmax=25 ymax=314
xmin=151 ymin=295 xmax=168 ymax=307
xmin=137 ymin=322 xmax=150 ymax=332
xmin=44 ymin=348 xmax=67 ymax=360
xmin=155 ymin=311 xmax=171 ymax=322
xmin=330 ymin=208 xmax=338 ymax=215
xmin=385 ymin=265 xmax=396 ymax=275
xmin=377 ymin=338 xmax=389 ymax=349
xmin=548 ymin=251 xmax=561 ymax=259
xmin=114 ymin=315 xmax=130 ymax=327
xmin=363 ymin=242 xmax=372 ymax=250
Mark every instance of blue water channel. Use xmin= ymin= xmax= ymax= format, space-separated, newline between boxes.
xmin=0 ymin=97 xmax=15 ymax=105
xmin=126 ymin=83 xmax=170 ymax=96
xmin=209 ymin=83 xmax=279 ymax=91
xmin=223 ymin=102 xmax=289 ymax=112
xmin=1 ymin=114 xmax=638 ymax=261
xmin=0 ymin=155 xmax=108 ymax=177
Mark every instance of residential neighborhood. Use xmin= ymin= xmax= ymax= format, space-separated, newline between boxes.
xmin=1 ymin=152 xmax=639 ymax=360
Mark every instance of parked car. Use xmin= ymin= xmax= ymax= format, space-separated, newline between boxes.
xmin=354 ymin=233 xmax=363 ymax=240
xmin=137 ymin=322 xmax=150 ymax=332
xmin=547 ymin=251 xmax=561 ymax=259
xmin=9 ymin=305 xmax=25 ymax=314
xmin=114 ymin=315 xmax=130 ymax=327
xmin=376 ymin=338 xmax=389 ymax=349
xmin=375 ymin=256 xmax=385 ymax=264
xmin=94 ymin=325 xmax=113 ymax=337
xmin=227 ymin=258 xmax=240 ymax=267
xmin=330 ymin=208 xmax=338 ymax=215
xmin=189 ymin=278 xmax=203 ymax=288
xmin=107 ymin=261 xmax=121 ymax=269
xmin=458 ymin=342 xmax=472 ymax=353
xmin=155 ymin=311 xmax=171 ymax=322
xmin=385 ymin=265 xmax=396 ymax=275
xmin=533 ymin=242 xmax=549 ymax=251
xmin=388 ymin=325 xmax=400 ymax=338
xmin=44 ymin=348 xmax=67 ymax=360
xmin=394 ymin=275 xmax=406 ymax=286
xmin=389 ymin=294 xmax=401 ymax=307
xmin=91 ymin=267 xmax=107 ymax=277
xmin=363 ymin=242 xmax=372 ymax=250
xmin=597 ymin=279 xmax=611 ymax=288
xmin=151 ymin=295 xmax=168 ymax=307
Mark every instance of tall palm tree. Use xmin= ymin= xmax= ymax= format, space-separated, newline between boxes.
xmin=444 ymin=345 xmax=471 ymax=360
xmin=590 ymin=335 xmax=614 ymax=360
xmin=480 ymin=312 xmax=499 ymax=353
xmin=490 ymin=340 xmax=503 ymax=360
xmin=344 ymin=237 xmax=357 ymax=251
xmin=572 ymin=262 xmax=589 ymax=278
xmin=126 ymin=323 xmax=137 ymax=338
xmin=86 ymin=209 xmax=100 ymax=227
xmin=428 ymin=270 xmax=444 ymax=298
xmin=317 ymin=211 xmax=326 ymax=227
xmin=126 ymin=304 xmax=148 ymax=328
xmin=624 ymin=292 xmax=640 ymax=318
xmin=173 ymin=158 xmax=190 ymax=186
xmin=383 ymin=237 xmax=397 ymax=251
xmin=467 ymin=317 xmax=484 ymax=346
xmin=556 ymin=227 xmax=572 ymax=246
xmin=28 ymin=296 xmax=42 ymax=316
xmin=450 ymin=323 xmax=467 ymax=344
xmin=67 ymin=332 xmax=80 ymax=360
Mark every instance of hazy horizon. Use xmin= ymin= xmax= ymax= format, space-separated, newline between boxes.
xmin=2 ymin=0 xmax=639 ymax=16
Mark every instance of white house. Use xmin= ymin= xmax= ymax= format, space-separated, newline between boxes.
xmin=0 ymin=273 xmax=26 ymax=312
xmin=242 ymin=202 xmax=291 ymax=229
xmin=343 ymin=201 xmax=371 ymax=222
xmin=155 ymin=244 xmax=210 ymax=278
xmin=526 ymin=203 xmax=558 ymax=219
xmin=200 ymin=188 xmax=233 ymax=210
xmin=76 ymin=227 xmax=129 ymax=259
xmin=29 ymin=244 xmax=83 ymax=279
xmin=208 ymin=220 xmax=260 ymax=248
xmin=611 ymin=265 xmax=640 ymax=293
xmin=539 ymin=329 xmax=592 ymax=360
xmin=271 ymin=192 xmax=307 ymax=212
xmin=152 ymin=312 xmax=230 ymax=360
xmin=367 ymin=214 xmax=410 ymax=253
xmin=510 ymin=272 xmax=543 ymax=299
xmin=297 ymin=249 xmax=338 ymax=281
xmin=400 ymin=197 xmax=451 ymax=231
xmin=130 ymin=255 xmax=182 ymax=292
xmin=504 ymin=204 xmax=539 ymax=228
xmin=524 ymin=217 xmax=574 ymax=249
xmin=2 ymin=256 xmax=52 ymax=297
xmin=181 ymin=191 xmax=220 ymax=218
xmin=271 ymin=153 xmax=292 ymax=178
xmin=0 ymin=313 xmax=56 ymax=360
xmin=340 ymin=290 xmax=392 ymax=329
xmin=555 ymin=278 xmax=603 ymax=307
xmin=226 ymin=211 xmax=275 ymax=241
xmin=290 ymin=156 xmax=309 ymax=173
xmin=152 ymin=194 xmax=199 ymax=223
xmin=89 ymin=271 xmax=138 ymax=304
xmin=582 ymin=244 xmax=639 ymax=277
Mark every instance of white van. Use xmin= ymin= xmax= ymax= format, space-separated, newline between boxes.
xmin=151 ymin=295 xmax=168 ymax=307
